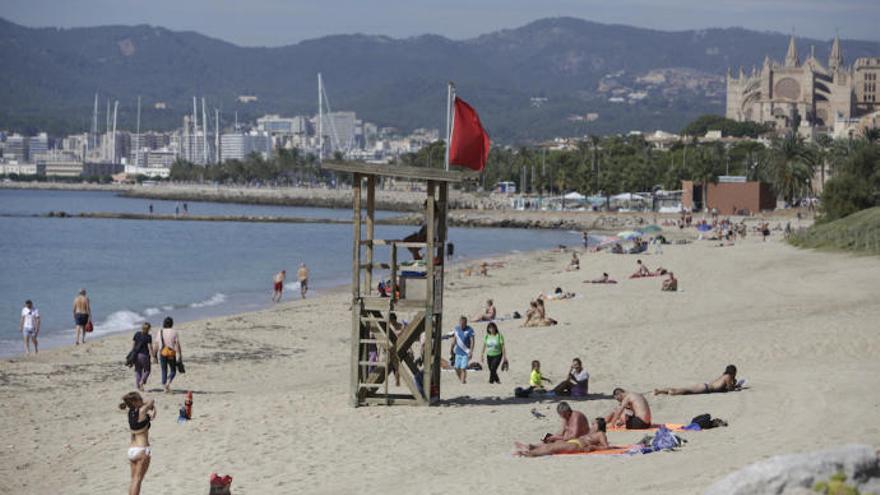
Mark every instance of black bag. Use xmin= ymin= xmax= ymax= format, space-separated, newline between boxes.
xmin=125 ymin=349 xmax=136 ymax=368
xmin=691 ymin=413 xmax=727 ymax=429
xmin=177 ymin=359 xmax=186 ymax=374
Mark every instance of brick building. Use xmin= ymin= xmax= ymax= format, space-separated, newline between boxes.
xmin=682 ymin=178 xmax=775 ymax=214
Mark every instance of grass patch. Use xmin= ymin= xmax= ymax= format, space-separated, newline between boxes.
xmin=789 ymin=207 xmax=880 ymax=255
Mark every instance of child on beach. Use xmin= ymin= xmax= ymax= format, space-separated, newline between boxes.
xmin=515 ymin=360 xmax=552 ymax=398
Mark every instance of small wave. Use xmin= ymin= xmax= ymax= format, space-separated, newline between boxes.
xmin=93 ymin=310 xmax=145 ymax=336
xmin=144 ymin=307 xmax=161 ymax=316
xmin=189 ymin=293 xmax=227 ymax=309
xmin=285 ymin=281 xmax=301 ymax=291
xmin=161 ymin=305 xmax=174 ymax=311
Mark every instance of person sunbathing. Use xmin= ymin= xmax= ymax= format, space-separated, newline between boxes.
xmin=605 ymin=388 xmax=652 ymax=430
xmin=539 ymin=287 xmax=576 ymax=301
xmin=631 ymin=259 xmax=651 ymax=278
xmin=472 ymin=299 xmax=497 ymax=322
xmin=515 ymin=418 xmax=610 ymax=457
xmin=654 ymin=365 xmax=740 ymax=395
xmin=588 ymin=273 xmax=618 ymax=284
xmin=661 ymin=272 xmax=678 ymax=292
xmin=524 ymin=300 xmax=557 ymax=327
xmin=565 ymin=252 xmax=580 ymax=271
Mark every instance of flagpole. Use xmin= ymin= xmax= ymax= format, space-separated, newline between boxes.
xmin=445 ymin=81 xmax=455 ymax=171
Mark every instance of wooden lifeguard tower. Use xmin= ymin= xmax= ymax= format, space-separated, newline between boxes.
xmin=322 ymin=161 xmax=476 ymax=406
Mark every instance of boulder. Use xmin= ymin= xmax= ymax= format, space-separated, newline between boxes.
xmin=704 ymin=444 xmax=880 ymax=495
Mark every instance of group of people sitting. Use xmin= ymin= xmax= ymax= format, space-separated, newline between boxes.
xmin=524 ymin=298 xmax=558 ymax=327
xmin=514 ymin=365 xmax=741 ymax=456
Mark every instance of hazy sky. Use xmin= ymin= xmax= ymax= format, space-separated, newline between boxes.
xmin=2 ymin=0 xmax=878 ymax=45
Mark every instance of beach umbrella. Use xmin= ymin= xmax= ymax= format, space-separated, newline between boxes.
xmin=697 ymin=224 xmax=712 ymax=232
xmin=597 ymin=236 xmax=620 ymax=246
xmin=617 ymin=231 xmax=640 ymax=240
xmin=638 ymin=225 xmax=662 ymax=234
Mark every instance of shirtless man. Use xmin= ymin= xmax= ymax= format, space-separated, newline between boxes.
xmin=587 ymin=273 xmax=618 ymax=284
xmin=73 ymin=288 xmax=91 ymax=345
xmin=605 ymin=388 xmax=653 ymax=430
xmin=515 ymin=417 xmax=609 ymax=457
xmin=472 ymin=299 xmax=496 ymax=322
xmin=297 ymin=263 xmax=309 ymax=299
xmin=654 ymin=365 xmax=739 ymax=395
xmin=566 ymin=252 xmax=580 ymax=271
xmin=272 ymin=270 xmax=286 ymax=303
xmin=662 ymin=272 xmax=678 ymax=292
xmin=633 ymin=259 xmax=651 ymax=277
xmin=543 ymin=402 xmax=590 ymax=443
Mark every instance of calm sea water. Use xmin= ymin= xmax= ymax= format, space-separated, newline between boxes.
xmin=0 ymin=189 xmax=578 ymax=356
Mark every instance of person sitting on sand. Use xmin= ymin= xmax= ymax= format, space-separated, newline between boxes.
xmin=543 ymin=401 xmax=589 ymax=442
xmin=654 ymin=365 xmax=740 ymax=396
xmin=632 ymin=259 xmax=651 ymax=278
xmin=524 ymin=299 xmax=558 ymax=327
xmin=529 ymin=359 xmax=551 ymax=391
xmin=566 ymin=252 xmax=580 ymax=271
xmin=661 ymin=272 xmax=678 ymax=292
xmin=472 ymin=299 xmax=497 ymax=322
xmin=515 ymin=417 xmax=609 ymax=457
xmin=653 ymin=267 xmax=669 ymax=276
xmin=605 ymin=388 xmax=652 ymax=430
xmin=588 ymin=273 xmax=618 ymax=284
xmin=552 ymin=358 xmax=590 ymax=397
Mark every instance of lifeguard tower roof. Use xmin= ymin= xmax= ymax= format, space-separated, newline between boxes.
xmin=321 ymin=161 xmax=478 ymax=183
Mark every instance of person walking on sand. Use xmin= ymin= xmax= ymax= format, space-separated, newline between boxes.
xmin=131 ymin=323 xmax=154 ymax=391
xmin=272 ymin=270 xmax=286 ymax=303
xmin=452 ymin=316 xmax=475 ymax=384
xmin=605 ymin=388 xmax=653 ymax=430
xmin=480 ymin=322 xmax=508 ymax=384
xmin=73 ymin=289 xmax=91 ymax=345
xmin=20 ymin=299 xmax=40 ymax=354
xmin=155 ymin=317 xmax=182 ymax=393
xmin=298 ymin=263 xmax=309 ymax=299
xmin=120 ymin=391 xmax=156 ymax=495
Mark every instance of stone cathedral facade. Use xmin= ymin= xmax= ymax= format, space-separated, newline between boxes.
xmin=726 ymin=36 xmax=879 ymax=136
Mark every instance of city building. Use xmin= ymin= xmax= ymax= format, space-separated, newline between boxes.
xmin=682 ymin=177 xmax=775 ymax=214
xmin=34 ymin=150 xmax=85 ymax=177
xmin=220 ymin=131 xmax=272 ymax=161
xmin=727 ymin=35 xmax=880 ymax=136
xmin=28 ymin=133 xmax=48 ymax=160
xmin=3 ymin=134 xmax=28 ymax=162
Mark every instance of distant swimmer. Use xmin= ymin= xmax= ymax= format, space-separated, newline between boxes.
xmin=73 ymin=288 xmax=91 ymax=345
xmin=654 ymin=365 xmax=740 ymax=396
xmin=298 ymin=263 xmax=309 ymax=299
xmin=20 ymin=299 xmax=40 ymax=354
xmin=272 ymin=270 xmax=286 ymax=303
xmin=605 ymin=388 xmax=653 ymax=430
xmin=661 ymin=272 xmax=678 ymax=292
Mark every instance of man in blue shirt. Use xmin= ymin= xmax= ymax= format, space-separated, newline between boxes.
xmin=452 ymin=316 xmax=475 ymax=384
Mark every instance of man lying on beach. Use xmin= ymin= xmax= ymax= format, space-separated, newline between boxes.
xmin=654 ymin=365 xmax=740 ymax=395
xmin=472 ymin=299 xmax=497 ymax=322
xmin=605 ymin=388 xmax=653 ymax=429
xmin=661 ymin=272 xmax=678 ymax=292
xmin=587 ymin=273 xmax=618 ymax=284
xmin=515 ymin=418 xmax=609 ymax=457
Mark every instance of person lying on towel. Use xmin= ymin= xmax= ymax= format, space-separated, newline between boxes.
xmin=654 ymin=365 xmax=740 ymax=396
xmin=515 ymin=418 xmax=610 ymax=457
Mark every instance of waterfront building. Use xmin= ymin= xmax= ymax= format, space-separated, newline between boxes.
xmin=220 ymin=131 xmax=272 ymax=161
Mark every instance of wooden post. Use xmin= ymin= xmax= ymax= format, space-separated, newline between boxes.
xmin=365 ymin=175 xmax=376 ymax=294
xmin=349 ymin=173 xmax=363 ymax=407
xmin=422 ymin=181 xmax=436 ymax=404
xmin=433 ymin=182 xmax=449 ymax=403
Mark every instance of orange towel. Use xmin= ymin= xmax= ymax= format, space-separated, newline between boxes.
xmin=554 ymin=445 xmax=635 ymax=456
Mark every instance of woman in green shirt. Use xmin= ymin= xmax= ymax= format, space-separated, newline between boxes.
xmin=480 ymin=322 xmax=508 ymax=384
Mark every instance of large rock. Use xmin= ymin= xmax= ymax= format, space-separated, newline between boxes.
xmin=704 ymin=444 xmax=880 ymax=495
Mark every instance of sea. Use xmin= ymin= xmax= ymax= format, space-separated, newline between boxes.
xmin=0 ymin=188 xmax=580 ymax=357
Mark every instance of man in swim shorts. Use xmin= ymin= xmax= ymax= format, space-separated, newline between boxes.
xmin=451 ymin=316 xmax=474 ymax=384
xmin=272 ymin=270 xmax=286 ymax=303
xmin=73 ymin=288 xmax=91 ymax=345
xmin=605 ymin=388 xmax=652 ymax=429
xmin=297 ymin=263 xmax=309 ymax=299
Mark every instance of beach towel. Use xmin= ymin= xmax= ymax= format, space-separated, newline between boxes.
xmin=553 ymin=445 xmax=636 ymax=456
xmin=628 ymin=273 xmax=661 ymax=279
xmin=607 ymin=423 xmax=686 ymax=432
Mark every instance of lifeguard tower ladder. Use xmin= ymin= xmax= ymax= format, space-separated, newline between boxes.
xmin=322 ymin=161 xmax=475 ymax=406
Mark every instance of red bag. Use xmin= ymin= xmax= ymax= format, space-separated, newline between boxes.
xmin=85 ymin=320 xmax=94 ymax=333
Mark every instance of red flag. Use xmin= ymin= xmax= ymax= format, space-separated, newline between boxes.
xmin=449 ymin=96 xmax=490 ymax=172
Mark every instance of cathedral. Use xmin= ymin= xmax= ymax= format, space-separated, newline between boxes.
xmin=726 ymin=36 xmax=879 ymax=137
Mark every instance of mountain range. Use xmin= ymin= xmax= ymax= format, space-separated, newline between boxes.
xmin=1 ymin=16 xmax=878 ymax=143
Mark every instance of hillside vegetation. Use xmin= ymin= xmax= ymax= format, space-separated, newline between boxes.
xmin=790 ymin=207 xmax=880 ymax=255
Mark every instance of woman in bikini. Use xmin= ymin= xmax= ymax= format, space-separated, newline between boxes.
xmin=120 ymin=391 xmax=156 ymax=495
xmin=654 ymin=365 xmax=739 ymax=395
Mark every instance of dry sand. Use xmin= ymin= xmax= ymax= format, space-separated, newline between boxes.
xmin=1 ymin=231 xmax=879 ymax=494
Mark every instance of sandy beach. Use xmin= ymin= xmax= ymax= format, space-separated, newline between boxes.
xmin=2 ymin=230 xmax=879 ymax=494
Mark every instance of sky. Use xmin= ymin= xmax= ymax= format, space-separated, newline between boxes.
xmin=1 ymin=0 xmax=878 ymax=46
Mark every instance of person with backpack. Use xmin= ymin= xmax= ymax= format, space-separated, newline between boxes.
xmin=155 ymin=317 xmax=182 ymax=393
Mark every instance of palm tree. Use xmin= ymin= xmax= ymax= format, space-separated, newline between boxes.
xmin=767 ymin=133 xmax=817 ymax=206
xmin=862 ymin=127 xmax=880 ymax=144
